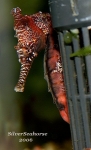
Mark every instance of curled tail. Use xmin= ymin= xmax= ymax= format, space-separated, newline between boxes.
xmin=44 ymin=33 xmax=70 ymax=123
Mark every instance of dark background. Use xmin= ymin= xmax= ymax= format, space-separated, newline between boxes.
xmin=0 ymin=0 xmax=71 ymax=149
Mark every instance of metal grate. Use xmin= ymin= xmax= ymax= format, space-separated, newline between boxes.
xmin=48 ymin=0 xmax=91 ymax=149
xmin=58 ymin=28 xmax=91 ymax=149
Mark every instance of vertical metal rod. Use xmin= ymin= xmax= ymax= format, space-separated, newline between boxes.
xmin=73 ymin=37 xmax=91 ymax=147
xmin=82 ymin=28 xmax=91 ymax=94
xmin=58 ymin=32 xmax=84 ymax=150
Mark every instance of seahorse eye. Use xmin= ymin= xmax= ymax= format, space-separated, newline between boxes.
xmin=11 ymin=7 xmax=21 ymax=16
xmin=14 ymin=7 xmax=21 ymax=13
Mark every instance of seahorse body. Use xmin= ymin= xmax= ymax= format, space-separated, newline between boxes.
xmin=11 ymin=7 xmax=69 ymax=123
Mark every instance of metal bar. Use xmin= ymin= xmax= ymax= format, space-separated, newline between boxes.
xmin=58 ymin=32 xmax=83 ymax=150
xmin=73 ymin=37 xmax=91 ymax=147
xmin=82 ymin=28 xmax=91 ymax=95
xmin=66 ymin=44 xmax=85 ymax=149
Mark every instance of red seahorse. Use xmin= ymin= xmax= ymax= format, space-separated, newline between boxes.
xmin=11 ymin=7 xmax=69 ymax=123
xmin=11 ymin=7 xmax=48 ymax=92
